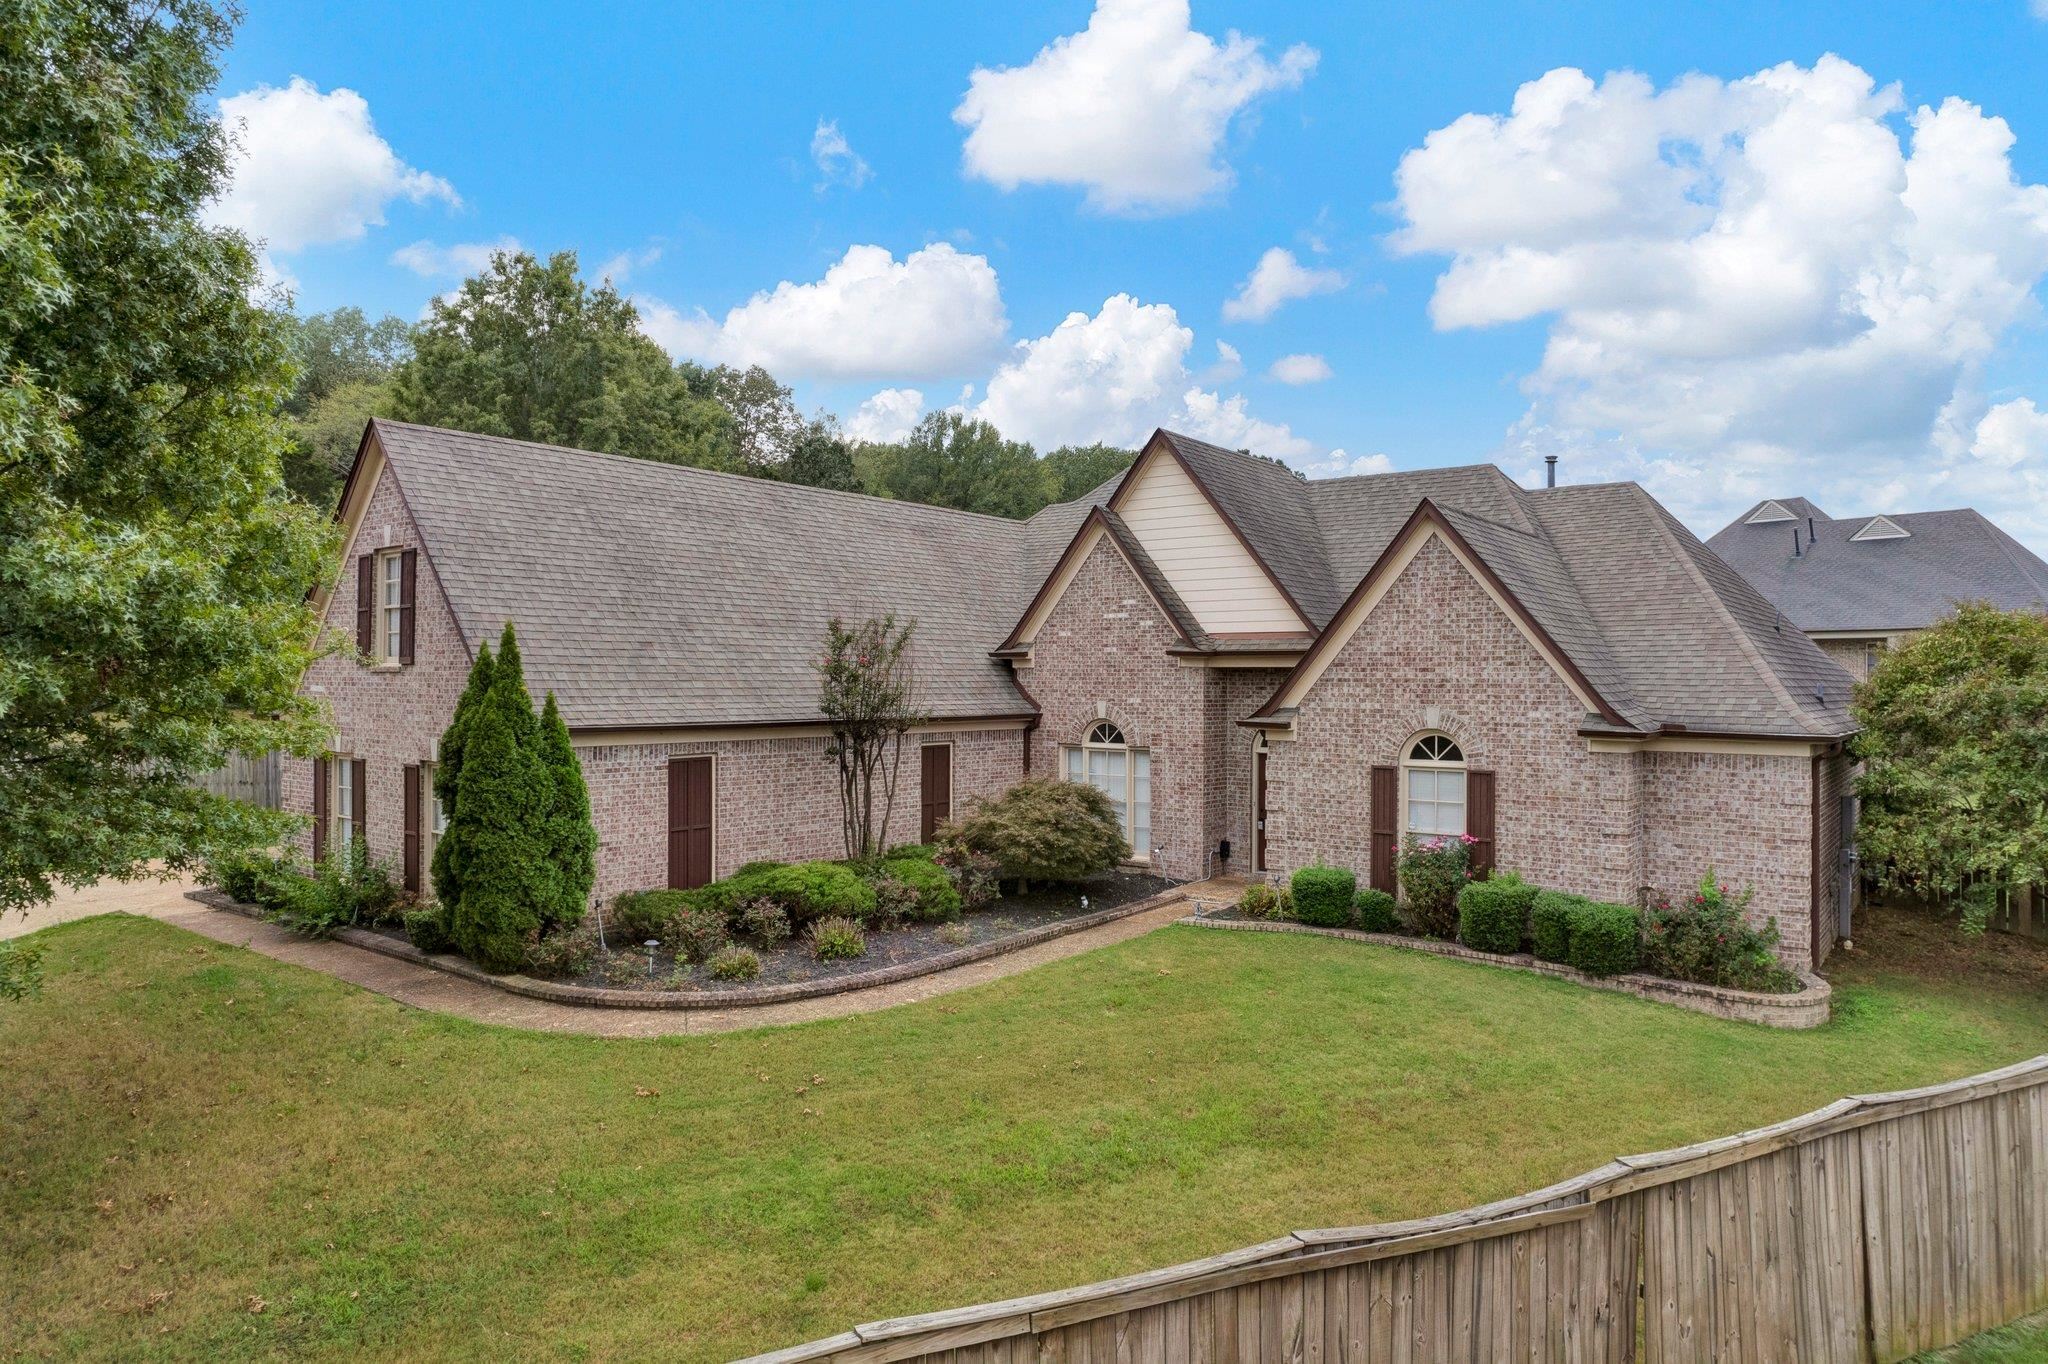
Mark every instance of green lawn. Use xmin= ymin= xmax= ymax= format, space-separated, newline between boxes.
xmin=4 ymin=908 xmax=2047 ymax=1362
xmin=1911 ymin=1312 xmax=2048 ymax=1362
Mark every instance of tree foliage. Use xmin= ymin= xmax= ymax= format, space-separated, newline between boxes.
xmin=1043 ymin=443 xmax=1134 ymax=501
xmin=948 ymin=779 xmax=1128 ymax=885
xmin=0 ymin=0 xmax=333 ymax=918
xmin=817 ymin=615 xmax=925 ymax=858
xmin=1852 ymin=603 xmax=2048 ymax=931
xmin=856 ymin=412 xmax=1058 ymax=519
xmin=279 ymin=308 xmax=411 ymax=507
xmin=390 ymin=249 xmax=737 ymax=470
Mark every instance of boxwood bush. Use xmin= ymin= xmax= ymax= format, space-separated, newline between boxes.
xmin=701 ymin=860 xmax=878 ymax=925
xmin=1529 ymin=890 xmax=1585 ymax=963
xmin=609 ymin=889 xmax=690 ymax=943
xmin=1289 ymin=865 xmax=1357 ymax=927
xmin=403 ymin=904 xmax=454 ymax=954
xmin=1567 ymin=901 xmax=1641 ymax=977
xmin=1456 ymin=872 xmax=1537 ymax=954
xmin=1353 ymin=887 xmax=1399 ymax=932
xmin=877 ymin=855 xmax=962 ymax=921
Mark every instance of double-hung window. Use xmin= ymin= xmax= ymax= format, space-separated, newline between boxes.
xmin=1403 ymin=734 xmax=1466 ymax=836
xmin=380 ymin=551 xmax=405 ymax=661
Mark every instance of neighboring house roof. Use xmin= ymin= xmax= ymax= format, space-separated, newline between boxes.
xmin=1707 ymin=501 xmax=2048 ymax=633
xmin=344 ymin=419 xmax=1855 ymax=741
xmin=360 ymin=420 xmax=1063 ymax=729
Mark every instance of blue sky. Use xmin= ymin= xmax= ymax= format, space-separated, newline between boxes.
xmin=211 ymin=2 xmax=2048 ymax=546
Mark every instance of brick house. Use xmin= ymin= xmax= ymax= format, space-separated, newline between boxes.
xmin=1708 ymin=498 xmax=2048 ymax=680
xmin=298 ymin=420 xmax=1859 ymax=971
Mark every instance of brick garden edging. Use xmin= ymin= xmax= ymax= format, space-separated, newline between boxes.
xmin=1182 ymin=911 xmax=1832 ymax=1029
xmin=187 ymin=887 xmax=1190 ymax=1011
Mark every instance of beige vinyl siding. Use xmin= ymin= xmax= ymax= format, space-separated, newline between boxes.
xmin=1118 ymin=453 xmax=1304 ymax=633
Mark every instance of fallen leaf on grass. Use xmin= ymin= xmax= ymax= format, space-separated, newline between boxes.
xmin=632 ymin=1086 xmax=658 ymax=1098
xmin=245 ymin=1296 xmax=265 ymax=1315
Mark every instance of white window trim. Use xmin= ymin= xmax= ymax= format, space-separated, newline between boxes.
xmin=374 ymin=548 xmax=405 ymax=663
xmin=1401 ymin=732 xmax=1467 ymax=838
xmin=1063 ymin=721 xmax=1151 ymax=863
xmin=330 ymin=755 xmax=357 ymax=855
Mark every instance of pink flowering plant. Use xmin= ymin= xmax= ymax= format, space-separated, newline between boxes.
xmin=1638 ymin=869 xmax=1798 ymax=993
xmin=1397 ymin=832 xmax=1477 ymax=938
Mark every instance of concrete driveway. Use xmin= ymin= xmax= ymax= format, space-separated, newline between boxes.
xmin=2 ymin=870 xmax=200 ymax=940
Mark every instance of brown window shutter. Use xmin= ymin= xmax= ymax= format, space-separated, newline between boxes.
xmin=920 ymin=745 xmax=953 ymax=841
xmin=1468 ymin=770 xmax=1497 ymax=879
xmin=312 ymin=756 xmax=329 ymax=862
xmin=356 ymin=554 xmax=374 ymax=654
xmin=398 ymin=549 xmax=417 ymax=664
xmin=402 ymin=764 xmax=421 ymax=891
xmin=668 ymin=756 xmax=713 ymax=889
xmin=350 ymin=759 xmax=368 ymax=852
xmin=1369 ymin=765 xmax=1398 ymax=893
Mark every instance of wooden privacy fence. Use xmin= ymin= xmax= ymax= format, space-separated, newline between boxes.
xmin=188 ymin=750 xmax=282 ymax=809
xmin=742 ymin=1055 xmax=2048 ymax=1364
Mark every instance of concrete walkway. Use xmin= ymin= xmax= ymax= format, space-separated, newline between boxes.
xmin=22 ymin=873 xmax=1248 ymax=1038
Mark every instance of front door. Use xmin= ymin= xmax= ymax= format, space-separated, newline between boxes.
xmin=920 ymin=744 xmax=952 ymax=841
xmin=667 ymin=756 xmax=713 ymax=889
xmin=1253 ymin=747 xmax=1268 ymax=872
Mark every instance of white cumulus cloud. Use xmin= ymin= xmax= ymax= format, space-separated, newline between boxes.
xmin=847 ymin=388 xmax=926 ymax=443
xmin=1391 ymin=56 xmax=2048 ymax=538
xmin=1223 ymin=247 xmax=1346 ymax=321
xmin=811 ymin=119 xmax=872 ymax=190
xmin=1268 ymin=352 xmax=1333 ymax=384
xmin=1969 ymin=398 xmax=2048 ymax=469
xmin=953 ymin=0 xmax=1316 ymax=213
xmin=390 ymin=237 xmax=520 ymax=278
xmin=970 ymin=293 xmax=1316 ymax=458
xmin=207 ymin=77 xmax=457 ymax=262
xmin=641 ymin=243 xmax=1007 ymax=382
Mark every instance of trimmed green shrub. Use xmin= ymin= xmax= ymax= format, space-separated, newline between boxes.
xmin=879 ymin=856 xmax=962 ymax=921
xmin=1640 ymin=872 xmax=1798 ymax=992
xmin=1457 ymin=872 xmax=1537 ymax=954
xmin=445 ymin=625 xmax=552 ymax=972
xmin=1530 ymin=891 xmax=1585 ymax=963
xmin=521 ymin=923 xmax=598 ymax=979
xmin=808 ymin=915 xmax=866 ymax=961
xmin=885 ymin=843 xmax=937 ymax=861
xmin=404 ymin=904 xmax=454 ymax=954
xmin=609 ymin=889 xmax=689 ymax=944
xmin=1567 ymin=902 xmax=1641 ymax=978
xmin=535 ymin=691 xmax=596 ymax=934
xmin=1290 ymin=865 xmax=1357 ymax=927
xmin=431 ymin=639 xmax=494 ymax=910
xmin=950 ymin=778 xmax=1129 ymax=884
xmin=1353 ymin=888 xmax=1399 ymax=933
xmin=735 ymin=898 xmax=791 ymax=946
xmin=694 ymin=860 xmax=877 ymax=925
xmin=1398 ymin=834 xmax=1473 ymax=938
xmin=1237 ymin=882 xmax=1282 ymax=919
xmin=707 ymin=946 xmax=761 ymax=982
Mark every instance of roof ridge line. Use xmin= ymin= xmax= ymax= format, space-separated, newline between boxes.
xmin=1633 ymin=484 xmax=1820 ymax=732
xmin=371 ymin=418 xmax=1048 ymax=531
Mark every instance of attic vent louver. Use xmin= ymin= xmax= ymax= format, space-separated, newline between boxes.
xmin=1747 ymin=500 xmax=1797 ymax=524
xmin=1850 ymin=515 xmax=1911 ymax=542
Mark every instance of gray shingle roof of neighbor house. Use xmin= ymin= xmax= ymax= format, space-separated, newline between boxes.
xmin=361 ymin=419 xmax=1855 ymax=740
xmin=1707 ymin=500 xmax=2048 ymax=632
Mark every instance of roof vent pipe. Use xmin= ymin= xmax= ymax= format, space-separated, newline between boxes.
xmin=1545 ymin=454 xmax=1557 ymax=488
xmin=1807 ymin=516 xmax=1816 ymax=547
xmin=1793 ymin=527 xmax=1802 ymax=558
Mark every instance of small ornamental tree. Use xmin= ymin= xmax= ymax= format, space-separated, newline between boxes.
xmin=1853 ymin=603 xmax=2048 ymax=932
xmin=536 ymin=691 xmax=597 ymax=933
xmin=951 ymin=779 xmax=1129 ymax=886
xmin=817 ymin=615 xmax=926 ymax=858
xmin=441 ymin=623 xmax=554 ymax=970
xmin=431 ymin=640 xmax=494 ymax=907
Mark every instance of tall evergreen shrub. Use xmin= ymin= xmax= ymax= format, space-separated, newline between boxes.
xmin=444 ymin=624 xmax=554 ymax=971
xmin=430 ymin=640 xmax=494 ymax=906
xmin=537 ymin=690 xmax=597 ymax=932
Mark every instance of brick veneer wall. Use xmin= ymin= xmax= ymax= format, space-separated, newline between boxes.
xmin=1262 ymin=535 xmax=1643 ymax=901
xmin=284 ymin=462 xmax=473 ymax=874
xmin=580 ymin=727 xmax=1021 ymax=903
xmin=1017 ymin=537 xmax=1283 ymax=882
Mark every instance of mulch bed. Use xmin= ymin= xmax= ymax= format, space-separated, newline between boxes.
xmin=366 ymin=869 xmax=1179 ymax=994
xmin=1827 ymin=900 xmax=2048 ymax=993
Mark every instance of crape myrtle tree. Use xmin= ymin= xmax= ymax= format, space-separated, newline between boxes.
xmin=435 ymin=624 xmax=596 ymax=969
xmin=1853 ymin=602 xmax=2048 ymax=933
xmin=817 ymin=615 xmax=926 ymax=859
xmin=0 ymin=1 xmax=333 ymax=936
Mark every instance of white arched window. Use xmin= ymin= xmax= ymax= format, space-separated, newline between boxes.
xmin=1063 ymin=720 xmax=1150 ymax=860
xmin=1403 ymin=733 xmax=1466 ymax=836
